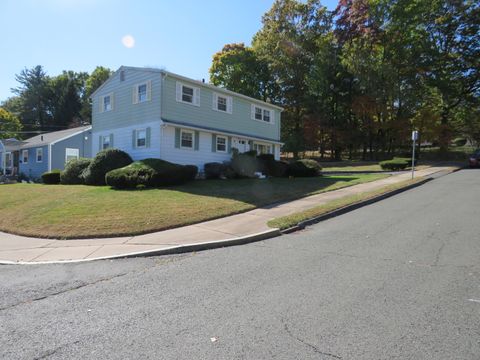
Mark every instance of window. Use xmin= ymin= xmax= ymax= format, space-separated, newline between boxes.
xmin=138 ymin=84 xmax=147 ymax=102
xmin=65 ymin=148 xmax=79 ymax=163
xmin=102 ymin=135 xmax=110 ymax=149
xmin=136 ymin=129 xmax=146 ymax=148
xmin=133 ymin=82 xmax=151 ymax=104
xmin=182 ymin=85 xmax=194 ymax=103
xmin=181 ymin=130 xmax=194 ymax=149
xmin=252 ymin=105 xmax=273 ymax=123
xmin=103 ymin=95 xmax=112 ymax=111
xmin=255 ymin=107 xmax=263 ymax=121
xmin=99 ymin=93 xmax=113 ymax=112
xmin=216 ymin=136 xmax=227 ymax=153
xmin=22 ymin=149 xmax=28 ymax=164
xmin=253 ymin=143 xmax=272 ymax=155
xmin=176 ymin=82 xmax=200 ymax=106
xmin=36 ymin=148 xmax=43 ymax=163
xmin=213 ymin=93 xmax=232 ymax=113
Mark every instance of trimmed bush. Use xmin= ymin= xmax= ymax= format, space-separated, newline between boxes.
xmin=105 ymin=158 xmax=198 ymax=189
xmin=287 ymin=159 xmax=322 ymax=177
xmin=231 ymin=152 xmax=259 ymax=178
xmin=379 ymin=159 xmax=409 ymax=171
xmin=270 ymin=161 xmax=289 ymax=177
xmin=42 ymin=169 xmax=61 ymax=184
xmin=83 ymin=149 xmax=133 ymax=185
xmin=60 ymin=158 xmax=92 ymax=185
xmin=204 ymin=162 xmax=224 ymax=179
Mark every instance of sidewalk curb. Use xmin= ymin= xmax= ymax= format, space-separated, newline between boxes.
xmin=281 ymin=178 xmax=433 ymax=234
xmin=0 ymin=229 xmax=281 ymax=265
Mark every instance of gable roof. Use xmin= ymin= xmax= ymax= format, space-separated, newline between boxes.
xmin=91 ymin=66 xmax=283 ymax=111
xmin=19 ymin=125 xmax=92 ymax=149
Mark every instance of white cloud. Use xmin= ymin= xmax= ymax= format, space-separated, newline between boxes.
xmin=121 ymin=35 xmax=135 ymax=49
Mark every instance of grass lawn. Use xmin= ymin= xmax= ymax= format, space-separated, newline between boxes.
xmin=268 ymin=177 xmax=425 ymax=230
xmin=0 ymin=174 xmax=387 ymax=239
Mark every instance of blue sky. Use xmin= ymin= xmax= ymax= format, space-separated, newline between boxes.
xmin=0 ymin=0 xmax=337 ymax=103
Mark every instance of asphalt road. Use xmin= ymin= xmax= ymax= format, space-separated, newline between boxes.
xmin=1 ymin=169 xmax=479 ymax=359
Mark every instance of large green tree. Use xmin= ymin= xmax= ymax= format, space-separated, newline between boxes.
xmin=209 ymin=43 xmax=272 ymax=101
xmin=0 ymin=108 xmax=22 ymax=138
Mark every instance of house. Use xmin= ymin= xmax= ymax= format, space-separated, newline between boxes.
xmin=0 ymin=126 xmax=92 ymax=179
xmin=90 ymin=66 xmax=283 ymax=171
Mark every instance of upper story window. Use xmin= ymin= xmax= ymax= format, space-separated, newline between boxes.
xmin=251 ymin=105 xmax=273 ymax=123
xmin=212 ymin=92 xmax=232 ymax=114
xmin=133 ymin=81 xmax=151 ymax=104
xmin=136 ymin=129 xmax=146 ymax=148
xmin=36 ymin=148 xmax=43 ymax=163
xmin=180 ymin=129 xmax=194 ymax=149
xmin=22 ymin=149 xmax=28 ymax=164
xmin=176 ymin=81 xmax=200 ymax=106
xmin=99 ymin=93 xmax=113 ymax=113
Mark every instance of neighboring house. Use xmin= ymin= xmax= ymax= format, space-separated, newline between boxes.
xmin=9 ymin=126 xmax=92 ymax=179
xmin=0 ymin=138 xmax=23 ymax=176
xmin=91 ymin=66 xmax=283 ymax=171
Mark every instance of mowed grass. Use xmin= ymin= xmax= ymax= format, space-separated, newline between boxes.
xmin=0 ymin=174 xmax=387 ymax=239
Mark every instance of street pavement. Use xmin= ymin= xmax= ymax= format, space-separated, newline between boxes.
xmin=1 ymin=169 xmax=479 ymax=359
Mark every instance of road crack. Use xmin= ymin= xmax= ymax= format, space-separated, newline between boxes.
xmin=282 ymin=318 xmax=342 ymax=359
xmin=33 ymin=340 xmax=80 ymax=359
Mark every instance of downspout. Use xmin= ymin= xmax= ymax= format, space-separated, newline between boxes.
xmin=48 ymin=143 xmax=52 ymax=172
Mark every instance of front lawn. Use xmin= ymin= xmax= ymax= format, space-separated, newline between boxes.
xmin=0 ymin=174 xmax=387 ymax=239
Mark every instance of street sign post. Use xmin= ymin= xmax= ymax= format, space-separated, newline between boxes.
xmin=411 ymin=131 xmax=418 ymax=179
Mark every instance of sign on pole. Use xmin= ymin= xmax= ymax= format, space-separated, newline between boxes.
xmin=411 ymin=131 xmax=418 ymax=179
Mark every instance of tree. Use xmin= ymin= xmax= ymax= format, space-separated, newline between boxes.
xmin=0 ymin=108 xmax=22 ymax=138
xmin=209 ymin=43 xmax=272 ymax=101
xmin=252 ymin=0 xmax=331 ymax=157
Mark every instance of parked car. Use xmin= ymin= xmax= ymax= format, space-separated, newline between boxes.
xmin=468 ymin=149 xmax=480 ymax=167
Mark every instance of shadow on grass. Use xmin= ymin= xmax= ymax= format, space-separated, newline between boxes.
xmin=136 ymin=175 xmax=364 ymax=208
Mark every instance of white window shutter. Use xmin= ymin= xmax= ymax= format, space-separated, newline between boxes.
xmin=251 ymin=104 xmax=255 ymax=119
xmin=147 ymin=81 xmax=152 ymax=101
xmin=99 ymin=96 xmax=104 ymax=113
xmin=110 ymin=93 xmax=114 ymax=110
xmin=132 ymin=86 xmax=138 ymax=104
xmin=194 ymin=88 xmax=200 ymax=106
xmin=227 ymin=97 xmax=233 ymax=114
xmin=212 ymin=93 xmax=217 ymax=110
xmin=176 ymin=82 xmax=182 ymax=102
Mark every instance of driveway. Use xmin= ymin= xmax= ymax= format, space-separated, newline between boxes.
xmin=1 ymin=169 xmax=479 ymax=359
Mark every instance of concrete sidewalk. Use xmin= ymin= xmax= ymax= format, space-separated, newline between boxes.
xmin=0 ymin=166 xmax=457 ymax=264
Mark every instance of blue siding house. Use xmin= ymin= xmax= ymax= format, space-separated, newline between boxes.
xmin=91 ymin=66 xmax=283 ymax=171
xmin=14 ymin=126 xmax=92 ymax=179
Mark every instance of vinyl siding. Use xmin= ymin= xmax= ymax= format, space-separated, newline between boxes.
xmin=92 ymin=68 xmax=162 ymax=132
xmin=161 ymin=75 xmax=281 ymax=141
xmin=92 ymin=120 xmax=161 ymax=160
xmin=50 ymin=130 xmax=93 ymax=170
xmin=18 ymin=146 xmax=48 ymax=179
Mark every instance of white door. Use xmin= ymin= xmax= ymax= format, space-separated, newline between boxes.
xmin=232 ymin=138 xmax=249 ymax=153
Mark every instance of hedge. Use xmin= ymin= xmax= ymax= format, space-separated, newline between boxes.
xmin=105 ymin=158 xmax=198 ymax=189
xmin=41 ymin=169 xmax=61 ymax=184
xmin=379 ymin=159 xmax=409 ymax=171
xmin=60 ymin=158 xmax=92 ymax=185
xmin=287 ymin=159 xmax=322 ymax=177
xmin=82 ymin=148 xmax=133 ymax=185
xmin=204 ymin=162 xmax=225 ymax=179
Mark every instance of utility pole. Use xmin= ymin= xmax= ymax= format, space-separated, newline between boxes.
xmin=411 ymin=131 xmax=418 ymax=179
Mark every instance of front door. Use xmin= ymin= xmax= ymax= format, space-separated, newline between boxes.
xmin=232 ymin=138 xmax=249 ymax=153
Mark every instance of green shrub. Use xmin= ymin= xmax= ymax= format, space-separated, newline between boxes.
xmin=287 ymin=159 xmax=322 ymax=177
xmin=105 ymin=158 xmax=198 ymax=189
xmin=270 ymin=161 xmax=289 ymax=177
xmin=379 ymin=159 xmax=409 ymax=171
xmin=41 ymin=169 xmax=61 ymax=184
xmin=394 ymin=157 xmax=417 ymax=166
xmin=60 ymin=158 xmax=92 ymax=185
xmin=83 ymin=149 xmax=133 ymax=185
xmin=204 ymin=162 xmax=224 ymax=179
xmin=257 ymin=154 xmax=288 ymax=177
xmin=231 ymin=152 xmax=259 ymax=178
